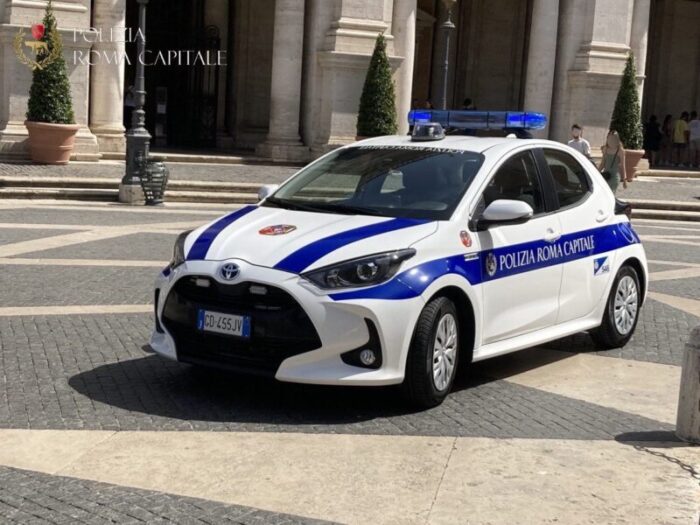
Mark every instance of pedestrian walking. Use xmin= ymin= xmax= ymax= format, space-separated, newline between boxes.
xmin=567 ymin=124 xmax=592 ymax=161
xmin=688 ymin=110 xmax=700 ymax=168
xmin=673 ymin=111 xmax=690 ymax=167
xmin=599 ymin=130 xmax=627 ymax=193
xmin=643 ymin=115 xmax=663 ymax=168
xmin=661 ymin=114 xmax=673 ymax=166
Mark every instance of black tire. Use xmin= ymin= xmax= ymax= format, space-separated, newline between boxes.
xmin=403 ymin=296 xmax=459 ymax=408
xmin=590 ymin=265 xmax=641 ymax=350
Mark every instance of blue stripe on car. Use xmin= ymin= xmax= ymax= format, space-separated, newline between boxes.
xmin=187 ymin=206 xmax=257 ymax=261
xmin=329 ymin=222 xmax=640 ymax=301
xmin=273 ymin=217 xmax=430 ymax=274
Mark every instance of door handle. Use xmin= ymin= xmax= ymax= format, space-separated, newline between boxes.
xmin=544 ymin=228 xmax=561 ymax=243
xmin=596 ymin=209 xmax=611 ymax=223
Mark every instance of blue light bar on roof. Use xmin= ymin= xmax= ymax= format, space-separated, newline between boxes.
xmin=408 ymin=110 xmax=547 ymax=130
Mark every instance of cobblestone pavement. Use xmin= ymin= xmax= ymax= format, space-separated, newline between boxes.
xmin=0 ymin=311 xmax=669 ymax=437
xmin=0 ymin=203 xmax=698 ymax=523
xmin=0 ymin=466 xmax=328 ymax=524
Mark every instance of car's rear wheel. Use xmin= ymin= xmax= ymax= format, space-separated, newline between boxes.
xmin=590 ymin=265 xmax=641 ymax=349
xmin=403 ymin=296 xmax=459 ymax=408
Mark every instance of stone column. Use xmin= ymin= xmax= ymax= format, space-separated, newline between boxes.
xmin=392 ymin=0 xmax=416 ymax=135
xmin=256 ymin=0 xmax=309 ymax=162
xmin=89 ymin=0 xmax=127 ymax=153
xmin=630 ymin=0 xmax=651 ymax=101
xmin=550 ymin=0 xmax=636 ymax=146
xmin=523 ymin=0 xmax=560 ymax=138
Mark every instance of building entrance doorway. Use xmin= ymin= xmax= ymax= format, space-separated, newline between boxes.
xmin=125 ymin=0 xmax=231 ymax=149
xmin=643 ymin=0 xmax=700 ymax=120
xmin=413 ymin=0 xmax=531 ymax=111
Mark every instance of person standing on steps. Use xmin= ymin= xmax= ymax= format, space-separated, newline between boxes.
xmin=660 ymin=114 xmax=673 ymax=166
xmin=673 ymin=111 xmax=690 ymax=167
xmin=643 ymin=115 xmax=662 ymax=168
xmin=599 ymin=130 xmax=627 ymax=193
xmin=567 ymin=124 xmax=593 ymax=162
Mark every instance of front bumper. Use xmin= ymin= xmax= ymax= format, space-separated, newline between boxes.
xmin=150 ymin=259 xmax=424 ymax=385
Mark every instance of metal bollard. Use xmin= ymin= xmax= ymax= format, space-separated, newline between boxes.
xmin=676 ymin=326 xmax=700 ymax=444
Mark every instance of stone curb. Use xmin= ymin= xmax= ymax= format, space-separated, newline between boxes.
xmin=632 ymin=209 xmax=700 ymax=222
xmin=637 ymin=169 xmax=700 ymax=179
xmin=0 ymin=187 xmax=257 ymax=204
xmin=628 ymin=199 xmax=700 ymax=212
xmin=0 ymin=176 xmax=262 ymax=192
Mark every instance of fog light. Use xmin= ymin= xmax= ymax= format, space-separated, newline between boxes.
xmin=341 ymin=319 xmax=382 ymax=369
xmin=359 ymin=349 xmax=376 ymax=366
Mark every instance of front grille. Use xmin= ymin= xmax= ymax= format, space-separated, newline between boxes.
xmin=162 ymin=276 xmax=321 ymax=375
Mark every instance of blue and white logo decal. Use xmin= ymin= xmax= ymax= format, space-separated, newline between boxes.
xmin=485 ymin=252 xmax=497 ymax=277
xmin=594 ymin=256 xmax=610 ymax=276
xmin=220 ymin=262 xmax=240 ymax=281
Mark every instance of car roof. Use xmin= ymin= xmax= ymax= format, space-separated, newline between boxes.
xmin=352 ymin=135 xmax=566 ymax=155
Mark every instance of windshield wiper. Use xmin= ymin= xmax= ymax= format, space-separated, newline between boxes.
xmin=327 ymin=204 xmax=385 ymax=216
xmin=265 ymin=197 xmax=384 ymax=217
xmin=264 ymin=197 xmax=330 ymax=213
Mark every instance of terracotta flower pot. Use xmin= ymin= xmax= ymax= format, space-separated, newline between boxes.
xmin=25 ymin=120 xmax=80 ymax=165
xmin=624 ymin=149 xmax=645 ymax=181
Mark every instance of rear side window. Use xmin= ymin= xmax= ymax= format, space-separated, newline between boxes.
xmin=543 ymin=149 xmax=591 ymax=208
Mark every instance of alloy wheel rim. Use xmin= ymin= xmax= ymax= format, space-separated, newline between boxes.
xmin=432 ymin=313 xmax=458 ymax=392
xmin=613 ymin=275 xmax=638 ymax=335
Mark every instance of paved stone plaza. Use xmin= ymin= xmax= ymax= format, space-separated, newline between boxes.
xmin=0 ymin=199 xmax=699 ymax=523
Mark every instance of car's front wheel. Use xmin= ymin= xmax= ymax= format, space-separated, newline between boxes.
xmin=590 ymin=265 xmax=641 ymax=349
xmin=403 ymin=296 xmax=459 ymax=408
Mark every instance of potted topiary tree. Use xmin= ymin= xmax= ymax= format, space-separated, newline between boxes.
xmin=610 ymin=53 xmax=644 ymax=180
xmin=356 ymin=34 xmax=397 ymax=139
xmin=24 ymin=0 xmax=79 ymax=164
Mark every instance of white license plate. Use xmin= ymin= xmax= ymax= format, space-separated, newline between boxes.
xmin=197 ymin=310 xmax=251 ymax=338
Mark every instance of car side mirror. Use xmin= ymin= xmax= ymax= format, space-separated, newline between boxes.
xmin=258 ymin=184 xmax=279 ymax=202
xmin=474 ymin=199 xmax=534 ymax=231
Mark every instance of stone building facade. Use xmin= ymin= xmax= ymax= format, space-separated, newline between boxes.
xmin=0 ymin=0 xmax=698 ymax=162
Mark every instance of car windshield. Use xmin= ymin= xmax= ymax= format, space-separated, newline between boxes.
xmin=263 ymin=146 xmax=485 ymax=220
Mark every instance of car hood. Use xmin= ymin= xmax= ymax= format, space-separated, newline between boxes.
xmin=184 ymin=205 xmax=438 ymax=274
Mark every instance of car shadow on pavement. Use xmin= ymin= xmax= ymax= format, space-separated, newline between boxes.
xmin=68 ymin=354 xmax=490 ymax=426
xmin=69 ymin=343 xmax=582 ymax=427
xmin=66 ymin=349 xmax=672 ymax=438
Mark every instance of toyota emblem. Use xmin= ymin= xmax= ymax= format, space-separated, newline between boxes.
xmin=220 ymin=262 xmax=240 ymax=281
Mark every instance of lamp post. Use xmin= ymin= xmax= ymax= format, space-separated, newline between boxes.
xmin=120 ymin=0 xmax=151 ymax=203
xmin=436 ymin=0 xmax=457 ymax=110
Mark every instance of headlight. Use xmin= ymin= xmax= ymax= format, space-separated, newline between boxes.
xmin=170 ymin=230 xmax=192 ymax=269
xmin=302 ymin=249 xmax=416 ymax=289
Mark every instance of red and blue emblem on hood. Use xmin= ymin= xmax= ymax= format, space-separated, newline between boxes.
xmin=259 ymin=224 xmax=297 ymax=236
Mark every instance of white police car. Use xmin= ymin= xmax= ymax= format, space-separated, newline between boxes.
xmin=151 ymin=111 xmax=647 ymax=407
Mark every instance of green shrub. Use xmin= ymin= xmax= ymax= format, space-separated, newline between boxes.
xmin=610 ymin=54 xmax=642 ymax=150
xmin=26 ymin=0 xmax=75 ymax=124
xmin=357 ymin=34 xmax=397 ymax=137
